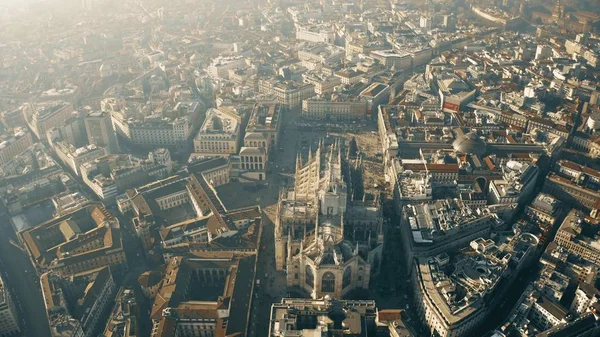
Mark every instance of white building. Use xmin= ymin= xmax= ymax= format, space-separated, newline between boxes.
xmin=412 ymin=233 xmax=538 ymax=337
xmin=53 ymin=142 xmax=107 ymax=176
xmin=206 ymin=56 xmax=246 ymax=79
xmin=302 ymin=96 xmax=367 ymax=120
xmin=488 ymin=161 xmax=539 ymax=205
xmin=22 ymin=101 xmax=74 ymax=140
xmin=106 ymin=99 xmax=203 ymax=149
xmin=0 ymin=128 xmax=33 ymax=167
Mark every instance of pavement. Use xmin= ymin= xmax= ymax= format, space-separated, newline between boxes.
xmin=0 ymin=204 xmax=51 ymax=337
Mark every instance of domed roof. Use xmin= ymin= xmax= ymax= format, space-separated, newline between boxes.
xmin=452 ymin=131 xmax=487 ymax=156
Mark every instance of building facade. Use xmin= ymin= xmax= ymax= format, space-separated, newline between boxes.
xmin=22 ymin=101 xmax=74 ymax=140
xmin=84 ymin=111 xmax=119 ymax=154
xmin=193 ymin=108 xmax=241 ymax=156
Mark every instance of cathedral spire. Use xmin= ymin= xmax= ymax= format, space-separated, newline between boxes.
xmin=296 ymin=152 xmax=302 ymax=173
xmin=354 ymin=241 xmax=359 ymax=256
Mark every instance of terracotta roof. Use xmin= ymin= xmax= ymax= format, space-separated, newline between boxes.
xmin=378 ymin=309 xmax=403 ymax=322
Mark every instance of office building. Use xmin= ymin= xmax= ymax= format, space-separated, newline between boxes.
xmin=22 ymin=101 xmax=74 ymax=140
xmin=85 ymin=111 xmax=119 ymax=154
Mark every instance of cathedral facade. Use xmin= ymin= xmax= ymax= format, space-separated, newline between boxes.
xmin=274 ymin=140 xmax=384 ymax=299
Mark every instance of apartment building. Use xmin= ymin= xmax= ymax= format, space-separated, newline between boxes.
xmin=258 ymin=79 xmax=315 ymax=107
xmin=22 ymin=101 xmax=74 ymax=140
xmin=40 ymin=267 xmax=115 ymax=337
xmin=53 ymin=142 xmax=107 ymax=176
xmin=0 ymin=128 xmax=33 ymax=166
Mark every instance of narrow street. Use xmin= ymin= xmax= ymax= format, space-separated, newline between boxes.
xmin=0 ymin=204 xmax=51 ymax=337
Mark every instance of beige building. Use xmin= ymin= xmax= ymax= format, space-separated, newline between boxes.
xmin=554 ymin=209 xmax=600 ymax=266
xmin=0 ymin=276 xmax=19 ymax=336
xmin=302 ymin=96 xmax=367 ymax=120
xmin=53 ymin=141 xmax=107 ymax=176
xmin=239 ymin=147 xmax=267 ymax=181
xmin=22 ymin=101 xmax=74 ymax=140
xmin=0 ymin=128 xmax=33 ymax=166
xmin=302 ymin=73 xmax=341 ymax=95
xmin=150 ymin=255 xmax=256 ymax=337
xmin=543 ymin=173 xmax=600 ymax=211
xmin=193 ymin=108 xmax=241 ymax=156
xmin=259 ymin=79 xmax=315 ymax=107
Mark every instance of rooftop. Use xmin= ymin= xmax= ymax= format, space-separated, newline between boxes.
xmin=197 ymin=108 xmax=240 ymax=137
xmin=416 ymin=233 xmax=537 ymax=327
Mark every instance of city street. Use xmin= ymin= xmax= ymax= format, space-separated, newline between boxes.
xmin=0 ymin=204 xmax=51 ymax=337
